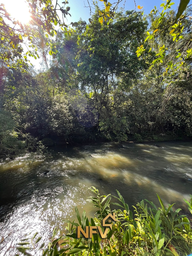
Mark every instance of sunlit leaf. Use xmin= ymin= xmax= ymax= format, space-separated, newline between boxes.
xmin=99 ymin=17 xmax=103 ymax=24
xmin=105 ymin=3 xmax=112 ymax=13
xmin=158 ymin=238 xmax=164 ymax=249
xmin=99 ymin=10 xmax=103 ymax=16
xmin=153 ymin=29 xmax=158 ymax=33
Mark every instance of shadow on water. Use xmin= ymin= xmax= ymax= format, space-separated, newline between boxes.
xmin=1 ymin=141 xmax=192 ymax=255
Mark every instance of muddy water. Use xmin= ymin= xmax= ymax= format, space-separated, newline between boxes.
xmin=0 ymin=141 xmax=192 ymax=255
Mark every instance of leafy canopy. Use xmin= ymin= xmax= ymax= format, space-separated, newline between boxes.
xmin=0 ymin=0 xmax=70 ymax=70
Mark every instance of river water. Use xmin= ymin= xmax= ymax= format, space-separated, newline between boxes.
xmin=0 ymin=141 xmax=192 ymax=255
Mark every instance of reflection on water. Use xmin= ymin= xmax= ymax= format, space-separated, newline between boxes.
xmin=0 ymin=141 xmax=192 ymax=255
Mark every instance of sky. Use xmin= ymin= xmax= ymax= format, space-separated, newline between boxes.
xmin=0 ymin=0 xmax=188 ymax=71
xmin=0 ymin=0 xmax=188 ymax=25
xmin=66 ymin=0 xmax=183 ymax=24
xmin=42 ymin=0 xmax=188 ymax=70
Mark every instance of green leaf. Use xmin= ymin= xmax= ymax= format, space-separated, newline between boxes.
xmin=155 ymin=210 xmax=161 ymax=223
xmin=123 ymin=230 xmax=129 ymax=245
xmin=42 ymin=249 xmax=48 ymax=256
xmin=17 ymin=242 xmax=29 ymax=246
xmin=103 ymin=197 xmax=111 ymax=211
xmin=99 ymin=17 xmax=103 ymax=24
xmin=52 ymin=227 xmax=57 ymax=238
xmin=145 ymin=199 xmax=157 ymax=210
xmin=39 ymin=243 xmax=45 ymax=249
xmin=33 ymin=232 xmax=38 ymax=239
xmin=176 ymin=0 xmax=190 ymax=20
xmin=75 ymin=207 xmax=81 ymax=225
xmin=157 ymin=194 xmax=165 ymax=213
xmin=174 ymin=222 xmax=190 ymax=228
xmin=158 ymin=237 xmax=164 ymax=249
xmin=107 ymin=229 xmax=113 ymax=239
xmin=116 ymin=190 xmax=123 ymax=201
xmin=101 ymin=194 xmax=111 ymax=204
xmin=166 ymin=203 xmax=175 ymax=214
xmin=59 ymin=247 xmax=71 ymax=253
xmin=112 ymin=202 xmax=124 ymax=208
xmin=66 ymin=248 xmax=85 ymax=254
xmin=17 ymin=247 xmax=31 ymax=254
xmin=66 ymin=233 xmax=77 ymax=239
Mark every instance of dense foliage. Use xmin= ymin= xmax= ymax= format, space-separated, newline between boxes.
xmin=0 ymin=0 xmax=70 ymax=69
xmin=0 ymin=0 xmax=192 ymax=157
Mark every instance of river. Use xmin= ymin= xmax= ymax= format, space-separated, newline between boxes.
xmin=0 ymin=141 xmax=192 ymax=255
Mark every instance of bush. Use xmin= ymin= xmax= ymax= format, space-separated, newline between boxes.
xmin=0 ymin=110 xmax=25 ymax=157
xmin=133 ymin=133 xmax=143 ymax=141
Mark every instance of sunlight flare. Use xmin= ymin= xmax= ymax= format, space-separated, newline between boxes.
xmin=2 ymin=0 xmax=31 ymax=24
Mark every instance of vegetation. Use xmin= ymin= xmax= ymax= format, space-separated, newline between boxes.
xmin=16 ymin=187 xmax=192 ymax=255
xmin=0 ymin=0 xmax=192 ymax=254
xmin=0 ymin=0 xmax=192 ymax=159
xmin=0 ymin=0 xmax=71 ymax=69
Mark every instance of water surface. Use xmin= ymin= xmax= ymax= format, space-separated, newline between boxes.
xmin=0 ymin=141 xmax=192 ymax=255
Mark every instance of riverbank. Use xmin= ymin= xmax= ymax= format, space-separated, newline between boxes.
xmin=1 ymin=130 xmax=192 ymax=162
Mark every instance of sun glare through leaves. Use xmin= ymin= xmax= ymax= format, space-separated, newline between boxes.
xmin=1 ymin=0 xmax=31 ymax=24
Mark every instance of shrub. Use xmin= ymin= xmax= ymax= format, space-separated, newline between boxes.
xmin=0 ymin=110 xmax=25 ymax=157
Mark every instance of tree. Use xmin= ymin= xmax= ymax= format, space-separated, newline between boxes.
xmin=77 ymin=9 xmax=147 ymax=89
xmin=0 ymin=0 xmax=71 ymax=70
xmin=48 ymin=22 xmax=86 ymax=89
xmin=71 ymin=9 xmax=147 ymax=140
xmin=92 ymin=0 xmax=191 ymax=77
xmin=136 ymin=0 xmax=192 ymax=77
